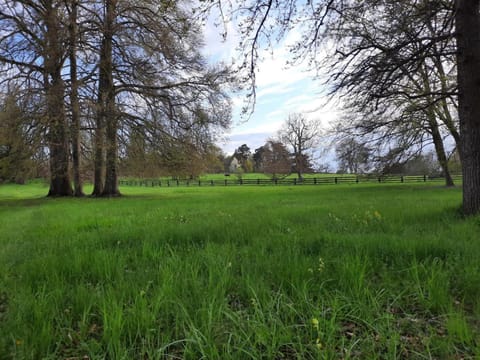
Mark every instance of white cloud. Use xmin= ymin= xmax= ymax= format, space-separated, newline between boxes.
xmin=256 ymin=83 xmax=296 ymax=99
xmin=255 ymin=53 xmax=313 ymax=89
xmin=202 ymin=13 xmax=240 ymax=62
xmin=203 ymin=15 xmax=339 ymax=154
xmin=284 ymin=93 xmax=316 ymax=109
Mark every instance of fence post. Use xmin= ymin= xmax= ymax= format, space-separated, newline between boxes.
xmin=401 ymin=176 xmax=404 ymax=183
xmin=424 ymin=174 xmax=427 ymax=182
xmin=314 ymin=178 xmax=317 ymax=185
xmin=257 ymin=178 xmax=260 ymax=185
xmin=335 ymin=177 xmax=338 ymax=184
xmin=275 ymin=178 xmax=278 ymax=185
xmin=225 ymin=179 xmax=227 ymax=186
xmin=167 ymin=180 xmax=170 ymax=187
xmin=211 ymin=180 xmax=214 ymax=186
xmin=378 ymin=177 xmax=381 ymax=183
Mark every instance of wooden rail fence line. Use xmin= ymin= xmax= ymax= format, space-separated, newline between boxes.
xmin=119 ymin=175 xmax=462 ymax=188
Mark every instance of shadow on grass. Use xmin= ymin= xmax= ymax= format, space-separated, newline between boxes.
xmin=0 ymin=192 xmax=175 ymax=210
xmin=0 ymin=197 xmax=48 ymax=209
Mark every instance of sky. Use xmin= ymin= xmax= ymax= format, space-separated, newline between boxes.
xmin=202 ymin=18 xmax=340 ymax=159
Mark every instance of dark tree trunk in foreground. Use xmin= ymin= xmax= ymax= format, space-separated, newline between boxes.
xmin=103 ymin=85 xmax=119 ymax=196
xmin=92 ymin=77 xmax=106 ymax=196
xmin=45 ymin=1 xmax=72 ymax=197
xmin=69 ymin=1 xmax=84 ymax=197
xmin=455 ymin=0 xmax=480 ymax=215
xmin=47 ymin=77 xmax=72 ymax=197
xmin=100 ymin=0 xmax=120 ymax=197
xmin=92 ymin=78 xmax=105 ymax=196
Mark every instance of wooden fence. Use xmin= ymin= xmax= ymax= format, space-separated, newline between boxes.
xmin=119 ymin=174 xmax=462 ymax=188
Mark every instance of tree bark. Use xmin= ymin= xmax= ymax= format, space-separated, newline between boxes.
xmin=100 ymin=0 xmax=120 ymax=197
xmin=45 ymin=0 xmax=72 ymax=197
xmin=69 ymin=0 xmax=84 ymax=197
xmin=92 ymin=70 xmax=106 ymax=196
xmin=455 ymin=0 xmax=480 ymax=215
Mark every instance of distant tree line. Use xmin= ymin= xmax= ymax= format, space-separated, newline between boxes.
xmin=224 ymin=114 xmax=319 ymax=180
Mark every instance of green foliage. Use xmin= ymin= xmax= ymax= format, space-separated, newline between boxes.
xmin=0 ymin=95 xmax=38 ymax=184
xmin=243 ymin=158 xmax=254 ymax=173
xmin=0 ymin=183 xmax=479 ymax=358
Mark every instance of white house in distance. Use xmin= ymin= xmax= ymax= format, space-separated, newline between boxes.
xmin=228 ymin=157 xmax=241 ymax=173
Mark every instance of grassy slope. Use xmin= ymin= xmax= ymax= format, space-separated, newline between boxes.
xmin=0 ymin=183 xmax=479 ymax=359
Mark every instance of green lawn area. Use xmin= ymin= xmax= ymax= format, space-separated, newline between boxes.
xmin=0 ymin=182 xmax=479 ymax=359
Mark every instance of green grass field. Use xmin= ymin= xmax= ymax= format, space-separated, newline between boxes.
xmin=0 ymin=182 xmax=479 ymax=359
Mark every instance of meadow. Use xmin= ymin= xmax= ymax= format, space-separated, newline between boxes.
xmin=0 ymin=182 xmax=479 ymax=359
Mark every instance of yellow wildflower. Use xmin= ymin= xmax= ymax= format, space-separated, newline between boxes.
xmin=318 ymin=257 xmax=325 ymax=272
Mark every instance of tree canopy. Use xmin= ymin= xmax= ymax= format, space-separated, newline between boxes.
xmin=0 ymin=0 xmax=232 ymax=195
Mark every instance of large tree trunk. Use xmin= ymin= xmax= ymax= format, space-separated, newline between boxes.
xmin=455 ymin=0 xmax=480 ymax=215
xmin=295 ymin=154 xmax=304 ymax=182
xmin=92 ymin=65 xmax=106 ymax=196
xmin=100 ymin=0 xmax=120 ymax=197
xmin=47 ymin=79 xmax=72 ymax=197
xmin=103 ymin=95 xmax=120 ymax=196
xmin=92 ymin=102 xmax=105 ymax=196
xmin=69 ymin=1 xmax=84 ymax=197
xmin=45 ymin=0 xmax=72 ymax=197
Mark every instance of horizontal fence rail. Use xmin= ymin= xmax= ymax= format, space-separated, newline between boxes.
xmin=119 ymin=174 xmax=462 ymax=188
